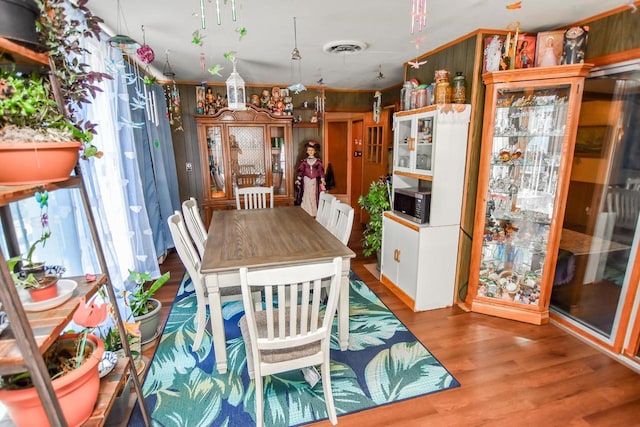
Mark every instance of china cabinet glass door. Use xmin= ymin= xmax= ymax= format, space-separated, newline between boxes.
xmin=394 ymin=116 xmax=412 ymax=171
xmin=228 ymin=125 xmax=266 ymax=192
xmin=466 ymin=66 xmax=596 ymax=327
xmin=393 ymin=110 xmax=434 ymax=176
xmin=415 ymin=115 xmax=434 ymax=175
xmin=269 ymin=125 xmax=287 ymax=195
xmin=206 ymin=125 xmax=226 ymax=199
xmin=477 ymin=84 xmax=571 ymax=306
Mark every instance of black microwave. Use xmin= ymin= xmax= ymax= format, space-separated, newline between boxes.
xmin=393 ymin=188 xmax=431 ymax=224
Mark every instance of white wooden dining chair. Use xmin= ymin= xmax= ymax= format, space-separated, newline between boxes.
xmin=316 ymin=191 xmax=337 ymax=227
xmin=168 ymin=212 xmax=259 ymax=351
xmin=235 ymin=185 xmax=274 ymax=210
xmin=239 ymin=256 xmax=342 ymax=427
xmin=181 ymin=197 xmax=207 ymax=259
xmin=327 ymin=202 xmax=354 ymax=246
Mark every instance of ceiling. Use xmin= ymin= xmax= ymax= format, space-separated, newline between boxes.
xmin=86 ymin=0 xmax=631 ymax=91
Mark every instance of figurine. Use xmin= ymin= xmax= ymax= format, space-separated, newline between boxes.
xmin=295 ymin=140 xmax=326 ymax=216
xmin=561 ymin=26 xmax=588 ymax=65
xmin=250 ymin=94 xmax=261 ymax=107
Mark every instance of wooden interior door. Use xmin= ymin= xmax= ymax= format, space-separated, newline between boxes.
xmin=326 ymin=121 xmax=349 ymax=196
xmin=360 ymin=109 xmax=392 ymax=222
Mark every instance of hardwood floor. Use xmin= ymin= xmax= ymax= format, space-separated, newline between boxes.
xmin=134 ymin=221 xmax=640 ymax=426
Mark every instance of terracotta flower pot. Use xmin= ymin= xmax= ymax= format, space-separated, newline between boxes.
xmin=0 ymin=333 xmax=104 ymax=427
xmin=0 ymin=141 xmax=81 ymax=185
xmin=27 ymin=277 xmax=59 ymax=302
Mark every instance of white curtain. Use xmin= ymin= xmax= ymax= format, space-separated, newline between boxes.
xmin=0 ymin=2 xmax=180 ymax=323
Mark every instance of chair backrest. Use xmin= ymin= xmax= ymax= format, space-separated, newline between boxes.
xmin=625 ymin=177 xmax=640 ymax=191
xmin=167 ymin=212 xmax=206 ymax=302
xmin=239 ymin=256 xmax=342 ymax=359
xmin=316 ymin=191 xmax=337 ymax=226
xmin=606 ymin=187 xmax=640 ymax=230
xmin=181 ymin=197 xmax=207 ymax=259
xmin=235 ymin=186 xmax=274 ymax=210
xmin=327 ymin=202 xmax=355 ymax=245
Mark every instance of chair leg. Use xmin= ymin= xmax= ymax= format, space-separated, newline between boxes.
xmin=192 ymin=304 xmax=206 ymax=351
xmin=321 ymin=358 xmax=338 ymax=425
xmin=255 ymin=374 xmax=264 ymax=427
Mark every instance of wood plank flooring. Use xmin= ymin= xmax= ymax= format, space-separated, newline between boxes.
xmin=134 ymin=221 xmax=640 ymax=427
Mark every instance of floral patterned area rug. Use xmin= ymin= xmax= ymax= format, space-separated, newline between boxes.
xmin=129 ymin=272 xmax=459 ymax=426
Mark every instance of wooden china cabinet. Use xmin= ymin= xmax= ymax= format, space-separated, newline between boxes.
xmin=195 ymin=105 xmax=294 ymax=223
xmin=464 ymin=64 xmax=592 ymax=325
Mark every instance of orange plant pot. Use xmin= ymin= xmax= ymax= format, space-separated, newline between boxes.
xmin=0 ymin=141 xmax=81 ymax=185
xmin=0 ymin=333 xmax=105 ymax=427
xmin=27 ymin=278 xmax=59 ymax=302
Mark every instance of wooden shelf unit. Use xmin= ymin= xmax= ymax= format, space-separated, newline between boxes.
xmin=0 ymin=37 xmax=150 ymax=426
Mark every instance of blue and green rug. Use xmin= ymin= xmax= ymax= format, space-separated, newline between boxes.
xmin=129 ymin=272 xmax=459 ymax=426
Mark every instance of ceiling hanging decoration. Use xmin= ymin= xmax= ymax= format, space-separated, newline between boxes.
xmin=226 ymin=55 xmax=246 ymax=110
xmin=411 ymin=0 xmax=428 ymax=34
xmin=191 ymin=30 xmax=207 ymax=70
xmin=199 ymin=0 xmax=207 ymax=29
xmin=136 ymin=26 xmax=155 ymax=67
xmin=216 ymin=0 xmax=237 ymax=25
xmin=377 ymin=64 xmax=385 ymax=80
xmin=373 ymin=91 xmax=382 ymax=124
xmin=288 ymin=17 xmax=307 ymax=94
xmin=163 ymin=50 xmax=183 ymax=131
xmin=107 ymin=0 xmax=139 ymax=52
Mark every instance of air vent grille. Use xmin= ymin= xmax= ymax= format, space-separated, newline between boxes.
xmin=322 ymin=40 xmax=368 ymax=55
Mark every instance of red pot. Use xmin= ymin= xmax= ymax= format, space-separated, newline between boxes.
xmin=27 ymin=278 xmax=59 ymax=302
xmin=0 ymin=333 xmax=105 ymax=427
xmin=0 ymin=141 xmax=81 ymax=185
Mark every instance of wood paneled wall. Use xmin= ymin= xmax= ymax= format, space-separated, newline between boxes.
xmin=167 ymin=5 xmax=640 ymax=304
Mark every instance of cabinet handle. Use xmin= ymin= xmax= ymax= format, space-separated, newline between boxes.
xmin=394 ymin=249 xmax=400 ymax=263
xmin=408 ymin=137 xmax=415 ymax=151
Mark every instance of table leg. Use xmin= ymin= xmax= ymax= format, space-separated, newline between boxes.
xmin=204 ymin=274 xmax=228 ymax=374
xmin=338 ymin=259 xmax=350 ymax=351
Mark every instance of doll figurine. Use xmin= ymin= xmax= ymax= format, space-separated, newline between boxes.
xmin=295 ymin=140 xmax=326 ymax=216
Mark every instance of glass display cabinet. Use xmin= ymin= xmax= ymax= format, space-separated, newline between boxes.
xmin=465 ymin=64 xmax=592 ymax=325
xmin=393 ymin=109 xmax=435 ymax=177
xmin=196 ymin=106 xmax=294 ymax=223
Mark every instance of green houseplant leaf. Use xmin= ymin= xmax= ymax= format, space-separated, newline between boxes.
xmin=128 ymin=270 xmax=171 ymax=317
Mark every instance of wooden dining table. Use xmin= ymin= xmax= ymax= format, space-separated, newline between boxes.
xmin=201 ymin=205 xmax=356 ymax=374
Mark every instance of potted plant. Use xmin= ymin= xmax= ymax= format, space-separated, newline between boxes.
xmin=6 ymin=189 xmax=61 ymax=301
xmin=358 ymin=177 xmax=392 ymax=268
xmin=126 ymin=270 xmax=170 ymax=344
xmin=0 ymin=297 xmax=107 ymax=427
xmin=0 ymin=0 xmax=109 ymax=185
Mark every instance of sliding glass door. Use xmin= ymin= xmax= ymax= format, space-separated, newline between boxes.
xmin=551 ymin=61 xmax=640 ymax=364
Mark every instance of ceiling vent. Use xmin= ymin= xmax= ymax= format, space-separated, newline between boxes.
xmin=322 ymin=40 xmax=368 ymax=55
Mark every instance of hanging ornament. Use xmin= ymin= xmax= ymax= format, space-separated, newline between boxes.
xmin=216 ymin=0 xmax=237 ymax=25
xmin=411 ymin=0 xmax=428 ymax=34
xmin=199 ymin=0 xmax=206 ymax=29
xmin=136 ymin=26 xmax=155 ymax=64
xmin=162 ymin=50 xmax=183 ymax=131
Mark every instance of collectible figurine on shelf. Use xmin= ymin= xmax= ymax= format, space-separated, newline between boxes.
xmin=284 ymin=96 xmax=293 ymax=115
xmin=250 ymin=94 xmax=261 ymax=107
xmin=295 ymin=140 xmax=326 ymax=216
xmin=561 ymin=26 xmax=588 ymax=65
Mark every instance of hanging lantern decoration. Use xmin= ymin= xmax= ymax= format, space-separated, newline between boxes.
xmin=226 ymin=58 xmax=246 ymax=110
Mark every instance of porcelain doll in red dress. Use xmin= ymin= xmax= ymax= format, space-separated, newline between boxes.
xmin=295 ymin=140 xmax=326 ymax=216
